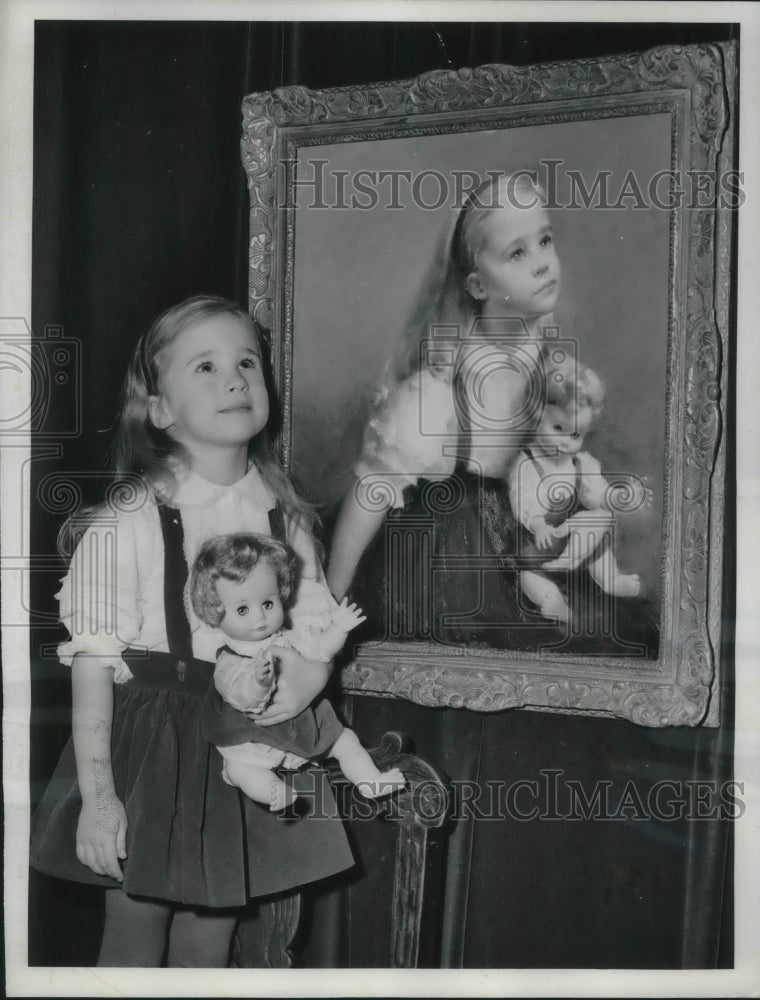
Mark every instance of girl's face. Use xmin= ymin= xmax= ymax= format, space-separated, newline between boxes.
xmin=466 ymin=201 xmax=561 ymax=318
xmin=148 ymin=313 xmax=269 ymax=457
xmin=215 ymin=561 xmax=285 ymax=642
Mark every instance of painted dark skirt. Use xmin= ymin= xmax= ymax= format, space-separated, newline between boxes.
xmin=342 ymin=468 xmax=659 ymax=658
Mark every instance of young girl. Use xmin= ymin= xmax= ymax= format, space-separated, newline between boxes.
xmin=30 ymin=295 xmax=354 ymax=967
xmin=327 ymin=171 xmax=574 ymax=649
xmin=191 ymin=532 xmax=405 ymax=811
xmin=509 ymin=356 xmax=645 ymax=623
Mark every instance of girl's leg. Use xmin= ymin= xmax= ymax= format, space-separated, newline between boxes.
xmin=167 ymin=907 xmax=239 ymax=968
xmin=224 ymin=758 xmax=296 ymax=812
xmin=98 ymin=889 xmax=172 ymax=967
xmin=519 ymin=569 xmax=571 ymax=622
xmin=330 ymin=729 xmax=405 ymax=798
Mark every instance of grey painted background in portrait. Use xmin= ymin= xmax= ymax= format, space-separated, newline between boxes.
xmin=290 ymin=113 xmax=671 ymax=597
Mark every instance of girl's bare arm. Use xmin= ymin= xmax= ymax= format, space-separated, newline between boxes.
xmin=71 ymin=654 xmax=127 ymax=881
xmin=463 ymin=363 xmax=533 ymax=476
xmin=326 ymin=488 xmax=389 ymax=601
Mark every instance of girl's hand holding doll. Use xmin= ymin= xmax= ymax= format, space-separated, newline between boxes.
xmin=531 ymin=517 xmax=563 ymax=551
xmin=254 ymin=645 xmax=331 ymax=727
xmin=222 ymin=647 xmax=277 ymax=718
xmin=213 ymin=644 xmax=332 ymax=725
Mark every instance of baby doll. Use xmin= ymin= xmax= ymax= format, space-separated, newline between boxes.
xmin=509 ymin=357 xmax=649 ymax=623
xmin=191 ymin=532 xmax=406 ymax=812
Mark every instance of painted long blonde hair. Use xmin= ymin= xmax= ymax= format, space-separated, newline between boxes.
xmin=380 ymin=170 xmax=552 ymax=393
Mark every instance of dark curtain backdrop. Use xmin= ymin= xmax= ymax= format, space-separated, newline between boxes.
xmin=30 ymin=20 xmax=737 ymax=968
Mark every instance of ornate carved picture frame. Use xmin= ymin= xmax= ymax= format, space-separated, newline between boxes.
xmin=242 ymin=42 xmax=736 ymax=728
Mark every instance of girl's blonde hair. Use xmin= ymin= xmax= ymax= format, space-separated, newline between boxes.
xmin=386 ymin=170 xmax=549 ymax=388
xmin=59 ymin=295 xmax=318 ymax=555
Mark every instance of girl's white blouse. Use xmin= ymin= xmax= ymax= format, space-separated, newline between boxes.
xmin=57 ymin=465 xmax=335 ymax=668
xmin=353 ymin=344 xmax=542 ymax=506
xmin=354 ymin=368 xmax=461 ymax=509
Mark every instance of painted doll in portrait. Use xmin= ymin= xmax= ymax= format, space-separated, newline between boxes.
xmin=509 ymin=355 xmax=652 ymax=624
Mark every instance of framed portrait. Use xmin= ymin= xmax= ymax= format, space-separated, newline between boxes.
xmin=242 ymin=42 xmax=736 ymax=728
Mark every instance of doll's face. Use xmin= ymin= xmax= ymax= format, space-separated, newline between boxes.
xmin=215 ymin=561 xmax=285 ymax=642
xmin=538 ymin=402 xmax=595 ymax=455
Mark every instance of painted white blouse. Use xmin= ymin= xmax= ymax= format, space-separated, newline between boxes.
xmin=57 ymin=464 xmax=335 ymax=673
xmin=353 ymin=368 xmax=461 ymax=510
xmin=354 ymin=343 xmax=542 ymax=508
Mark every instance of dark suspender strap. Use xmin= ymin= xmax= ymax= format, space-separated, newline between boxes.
xmin=524 ymin=446 xmax=542 ymax=474
xmin=572 ymin=455 xmax=582 ymax=494
xmin=157 ymin=503 xmax=194 ymax=663
xmin=269 ymin=500 xmax=287 ymax=543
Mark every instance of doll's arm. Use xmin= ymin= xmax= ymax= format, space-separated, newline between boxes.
xmin=214 ymin=647 xmax=276 ymax=715
xmin=313 ymin=627 xmax=347 ymax=660
xmin=291 ymin=597 xmax=367 ymax=660
xmin=576 ymin=453 xmax=654 ymax=514
xmin=313 ymin=599 xmax=367 ymax=659
xmin=328 ymin=598 xmax=367 ymax=636
xmin=71 ymin=654 xmax=128 ymax=882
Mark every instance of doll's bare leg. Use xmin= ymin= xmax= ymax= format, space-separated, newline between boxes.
xmin=222 ymin=758 xmax=297 ymax=812
xmin=520 ymin=570 xmax=571 ymax=622
xmin=585 ymin=540 xmax=641 ymax=597
xmin=541 ymin=510 xmax=614 ymax=572
xmin=330 ymin=729 xmax=406 ymax=798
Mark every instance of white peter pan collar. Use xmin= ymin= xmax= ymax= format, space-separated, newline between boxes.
xmin=168 ymin=464 xmax=275 ymax=512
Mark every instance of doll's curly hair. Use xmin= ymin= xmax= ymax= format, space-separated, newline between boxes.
xmin=190 ymin=532 xmax=301 ymax=628
xmin=543 ymin=354 xmax=605 ymax=417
